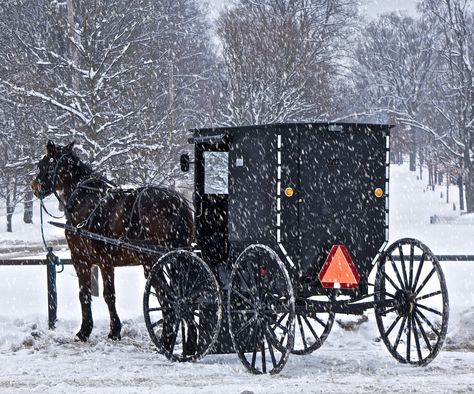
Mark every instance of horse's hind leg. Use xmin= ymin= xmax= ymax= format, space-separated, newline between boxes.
xmin=75 ymin=263 xmax=94 ymax=341
xmin=100 ymin=265 xmax=122 ymax=340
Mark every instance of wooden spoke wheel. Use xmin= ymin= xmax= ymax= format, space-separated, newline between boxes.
xmin=374 ymin=238 xmax=449 ymax=366
xmin=292 ymin=295 xmax=335 ymax=355
xmin=228 ymin=245 xmax=295 ymax=375
xmin=143 ymin=250 xmax=222 ymax=362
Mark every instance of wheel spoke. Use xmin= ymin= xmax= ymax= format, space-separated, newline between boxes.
xmin=250 ymin=326 xmax=258 ymax=370
xmin=147 ymin=306 xmax=174 ymax=312
xmin=150 ymin=318 xmax=163 ymax=329
xmin=393 ymin=316 xmax=407 ymax=351
xmin=411 ymin=316 xmax=423 ymax=363
xmin=416 ymin=290 xmax=442 ymax=301
xmin=234 ymin=315 xmax=257 ymax=337
xmin=237 ymin=270 xmax=253 ymax=293
xmin=414 ymin=313 xmax=432 ymax=352
xmin=232 ymin=288 xmax=255 ymax=308
xmin=383 ymin=271 xmax=401 ymax=291
xmin=388 ymin=255 xmax=405 ymax=290
xmin=408 ymin=243 xmax=415 ymax=289
xmin=412 ymin=253 xmax=426 ymax=290
xmin=415 ymin=309 xmax=440 ymax=338
xmin=187 ymin=271 xmax=204 ymax=297
xmin=297 ymin=315 xmax=307 ymax=350
xmin=398 ymin=244 xmax=409 ymax=288
xmin=187 ymin=279 xmax=211 ymax=300
xmin=265 ymin=330 xmax=278 ymax=368
xmin=312 ymin=314 xmax=328 ymax=328
xmin=260 ymin=325 xmax=266 ymax=374
xmin=182 ymin=319 xmax=187 ymax=357
xmin=265 ymin=315 xmax=289 ymax=334
xmin=416 ymin=303 xmax=443 ymax=316
xmin=384 ymin=314 xmax=402 ymax=338
xmin=151 ymin=292 xmax=175 ymax=304
xmin=302 ymin=315 xmax=321 ymax=346
xmin=168 ymin=320 xmax=181 ymax=354
xmin=380 ymin=306 xmax=398 ymax=316
xmin=415 ymin=267 xmax=436 ymax=296
xmin=153 ymin=274 xmax=177 ymax=299
xmin=183 ymin=258 xmax=192 ymax=293
xmin=406 ymin=313 xmax=411 ymax=362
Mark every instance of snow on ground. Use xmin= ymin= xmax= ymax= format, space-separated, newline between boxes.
xmin=0 ymin=163 xmax=473 ymax=393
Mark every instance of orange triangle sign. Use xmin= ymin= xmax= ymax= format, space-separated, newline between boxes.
xmin=319 ymin=245 xmax=360 ymax=289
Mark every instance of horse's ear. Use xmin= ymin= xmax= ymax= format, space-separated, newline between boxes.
xmin=46 ymin=140 xmax=56 ymax=155
xmin=65 ymin=140 xmax=76 ymax=152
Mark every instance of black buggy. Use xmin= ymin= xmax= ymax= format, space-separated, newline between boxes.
xmin=142 ymin=122 xmax=449 ymax=374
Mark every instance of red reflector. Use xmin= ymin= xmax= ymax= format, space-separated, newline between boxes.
xmin=319 ymin=245 xmax=360 ymax=289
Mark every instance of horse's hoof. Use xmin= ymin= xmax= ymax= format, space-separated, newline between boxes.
xmin=75 ymin=332 xmax=89 ymax=342
xmin=108 ymin=332 xmax=121 ymax=341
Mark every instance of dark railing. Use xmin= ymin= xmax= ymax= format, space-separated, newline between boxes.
xmin=0 ymin=254 xmax=472 ymax=330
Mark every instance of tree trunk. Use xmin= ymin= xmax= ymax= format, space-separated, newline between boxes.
xmin=6 ymin=192 xmax=13 ymax=232
xmin=464 ymin=148 xmax=474 ymax=213
xmin=428 ymin=165 xmax=433 ymax=188
xmin=409 ymin=130 xmax=416 ymax=172
xmin=419 ymin=145 xmax=423 ymax=180
xmin=23 ymin=190 xmax=34 ymax=224
xmin=446 ymin=171 xmax=449 ymax=204
xmin=458 ymin=175 xmax=464 ymax=211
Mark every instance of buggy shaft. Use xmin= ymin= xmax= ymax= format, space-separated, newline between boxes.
xmin=48 ymin=221 xmax=170 ymax=258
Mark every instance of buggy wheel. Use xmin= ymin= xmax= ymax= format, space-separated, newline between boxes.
xmin=374 ymin=238 xmax=449 ymax=366
xmin=228 ymin=245 xmax=295 ymax=375
xmin=291 ymin=295 xmax=335 ymax=355
xmin=143 ymin=250 xmax=222 ymax=362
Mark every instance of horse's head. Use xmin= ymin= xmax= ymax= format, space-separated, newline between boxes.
xmin=32 ymin=140 xmax=80 ymax=198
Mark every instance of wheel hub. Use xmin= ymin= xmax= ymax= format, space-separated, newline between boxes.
xmin=394 ymin=289 xmax=416 ymax=316
xmin=176 ymin=298 xmax=189 ymax=317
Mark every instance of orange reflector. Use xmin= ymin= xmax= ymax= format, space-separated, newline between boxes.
xmin=319 ymin=245 xmax=360 ymax=289
xmin=284 ymin=187 xmax=294 ymax=197
xmin=374 ymin=187 xmax=384 ymax=198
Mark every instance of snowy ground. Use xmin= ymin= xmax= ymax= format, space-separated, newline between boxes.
xmin=0 ymin=163 xmax=473 ymax=393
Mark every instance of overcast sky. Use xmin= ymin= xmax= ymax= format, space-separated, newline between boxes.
xmin=207 ymin=0 xmax=419 ymax=20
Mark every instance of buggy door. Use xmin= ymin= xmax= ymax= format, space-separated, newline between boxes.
xmin=297 ymin=124 xmax=388 ymax=290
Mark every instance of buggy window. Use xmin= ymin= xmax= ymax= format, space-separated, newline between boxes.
xmin=204 ymin=151 xmax=228 ymax=194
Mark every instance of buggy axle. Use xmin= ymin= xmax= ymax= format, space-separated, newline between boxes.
xmin=298 ymin=296 xmax=400 ymax=315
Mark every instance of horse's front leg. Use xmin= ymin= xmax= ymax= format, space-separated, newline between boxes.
xmin=100 ymin=265 xmax=122 ymax=340
xmin=74 ymin=262 xmax=94 ymax=341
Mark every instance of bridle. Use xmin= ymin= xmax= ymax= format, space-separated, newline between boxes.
xmin=37 ymin=152 xmax=71 ymax=198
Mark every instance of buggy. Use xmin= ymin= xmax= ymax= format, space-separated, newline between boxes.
xmin=141 ymin=122 xmax=449 ymax=374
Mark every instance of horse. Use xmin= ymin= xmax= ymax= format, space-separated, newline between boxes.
xmin=32 ymin=140 xmax=194 ymax=342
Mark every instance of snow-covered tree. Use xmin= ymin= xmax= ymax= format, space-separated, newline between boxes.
xmin=216 ymin=0 xmax=358 ymax=126
xmin=418 ymin=0 xmax=474 ymax=212
xmin=0 ymin=0 xmax=216 ymax=189
xmin=353 ymin=12 xmax=440 ymax=174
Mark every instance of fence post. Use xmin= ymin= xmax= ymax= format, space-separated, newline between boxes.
xmin=47 ymin=257 xmax=57 ymax=329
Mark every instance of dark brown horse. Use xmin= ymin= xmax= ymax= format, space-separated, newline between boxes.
xmin=32 ymin=141 xmax=193 ymax=341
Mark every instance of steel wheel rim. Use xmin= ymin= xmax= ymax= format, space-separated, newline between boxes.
xmin=228 ymin=244 xmax=295 ymax=375
xmin=143 ymin=250 xmax=222 ymax=362
xmin=375 ymin=238 xmax=449 ymax=366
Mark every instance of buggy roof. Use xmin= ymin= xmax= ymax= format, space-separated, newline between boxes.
xmin=189 ymin=122 xmax=393 ymax=144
